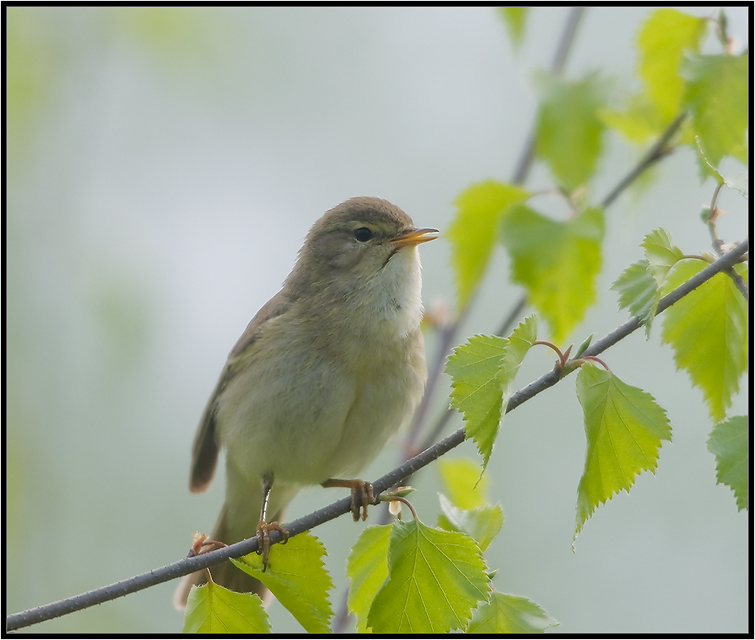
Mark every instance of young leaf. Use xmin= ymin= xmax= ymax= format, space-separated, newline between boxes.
xmin=232 ymin=531 xmax=333 ymax=633
xmin=598 ymin=96 xmax=665 ymax=143
xmin=637 ymin=8 xmax=705 ymax=120
xmin=498 ymin=314 xmax=538 ymax=416
xmin=448 ymin=181 xmax=530 ymax=308
xmin=682 ymin=53 xmax=749 ymax=168
xmin=574 ymin=363 xmax=672 ymax=542
xmin=642 ymin=228 xmax=684 ymax=285
xmin=437 ymin=493 xmax=504 ymax=551
xmin=532 ymin=71 xmax=609 ymax=191
xmin=446 ymin=334 xmax=508 ymax=470
xmin=707 ymin=415 xmax=749 ymax=511
xmin=611 ymin=260 xmax=658 ymax=333
xmin=500 ymin=205 xmax=604 ymax=344
xmin=498 ymin=7 xmax=529 ymax=50
xmin=346 ymin=524 xmax=392 ymax=632
xmin=183 ymin=582 xmax=271 ymax=633
xmin=661 ymin=261 xmax=748 ymax=422
xmin=367 ymin=519 xmax=490 ymax=633
xmin=467 ymin=592 xmax=558 ymax=633
xmin=437 ymin=457 xmax=489 ymax=509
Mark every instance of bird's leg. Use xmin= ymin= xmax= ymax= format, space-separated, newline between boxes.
xmin=256 ymin=472 xmax=288 ymax=570
xmin=322 ymin=478 xmax=375 ymax=521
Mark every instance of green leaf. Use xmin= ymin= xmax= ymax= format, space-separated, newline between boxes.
xmin=367 ymin=519 xmax=490 ymax=633
xmin=498 ymin=314 xmax=538 ymax=414
xmin=448 ymin=181 xmax=530 ymax=308
xmin=598 ymin=96 xmax=666 ymax=143
xmin=707 ymin=416 xmax=749 ymax=511
xmin=498 ymin=7 xmax=529 ymax=50
xmin=661 ymin=261 xmax=748 ymax=422
xmin=233 ymin=531 xmax=333 ymax=633
xmin=467 ymin=592 xmax=558 ymax=633
xmin=437 ymin=457 xmax=489 ymax=509
xmin=446 ymin=318 xmax=536 ymax=471
xmin=501 ymin=205 xmax=605 ymax=344
xmin=642 ymin=228 xmax=684 ymax=285
xmin=437 ymin=493 xmax=504 ymax=551
xmin=637 ymin=8 xmax=706 ymax=119
xmin=574 ymin=333 xmax=594 ymax=359
xmin=612 ymin=229 xmax=684 ymax=337
xmin=574 ymin=363 xmax=672 ymax=542
xmin=183 ymin=582 xmax=271 ymax=633
xmin=346 ymin=524 xmax=392 ymax=632
xmin=681 ymin=53 xmax=749 ymax=168
xmin=446 ymin=334 xmax=507 ymax=469
xmin=533 ymin=72 xmax=609 ymax=191
xmin=612 ymin=260 xmax=658 ymax=333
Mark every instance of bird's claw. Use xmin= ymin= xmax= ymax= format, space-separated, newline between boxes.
xmin=256 ymin=520 xmax=289 ymax=570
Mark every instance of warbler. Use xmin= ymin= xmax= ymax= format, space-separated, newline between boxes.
xmin=174 ymin=197 xmax=437 ymax=607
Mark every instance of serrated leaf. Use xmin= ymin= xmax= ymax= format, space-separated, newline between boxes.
xmin=437 ymin=457 xmax=489 ymax=509
xmin=612 ymin=260 xmax=658 ymax=334
xmin=346 ymin=524 xmax=392 ymax=632
xmin=367 ymin=519 xmax=490 ymax=633
xmin=233 ymin=531 xmax=333 ymax=633
xmin=183 ymin=582 xmax=271 ymax=633
xmin=612 ymin=229 xmax=683 ymax=338
xmin=467 ymin=592 xmax=558 ymax=633
xmin=446 ymin=334 xmax=507 ymax=469
xmin=682 ymin=53 xmax=749 ymax=168
xmin=533 ymin=71 xmax=609 ymax=191
xmin=724 ymin=172 xmax=748 ymax=200
xmin=498 ymin=7 xmax=529 ymax=50
xmin=637 ymin=8 xmax=706 ymax=119
xmin=707 ymin=416 xmax=749 ymax=511
xmin=498 ymin=314 xmax=538 ymax=414
xmin=642 ymin=228 xmax=684 ymax=285
xmin=437 ymin=493 xmax=503 ymax=551
xmin=661 ymin=261 xmax=748 ymax=422
xmin=448 ymin=181 xmax=530 ymax=308
xmin=574 ymin=363 xmax=672 ymax=541
xmin=501 ymin=205 xmax=604 ymax=344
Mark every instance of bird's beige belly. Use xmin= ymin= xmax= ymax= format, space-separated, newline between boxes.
xmin=218 ymin=348 xmax=424 ymax=488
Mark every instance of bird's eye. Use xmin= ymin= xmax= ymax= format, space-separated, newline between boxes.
xmin=353 ymin=227 xmax=373 ymax=243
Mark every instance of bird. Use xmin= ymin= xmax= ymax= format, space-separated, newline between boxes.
xmin=174 ymin=196 xmax=438 ymax=608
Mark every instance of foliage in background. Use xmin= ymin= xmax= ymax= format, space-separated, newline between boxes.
xmin=5 ymin=6 xmax=747 ymax=634
xmin=181 ymin=6 xmax=750 ymax=632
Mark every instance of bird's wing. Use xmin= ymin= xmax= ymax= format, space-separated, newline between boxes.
xmin=189 ymin=289 xmax=292 ymax=493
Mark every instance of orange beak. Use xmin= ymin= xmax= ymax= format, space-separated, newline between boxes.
xmin=391 ymin=227 xmax=439 ymax=248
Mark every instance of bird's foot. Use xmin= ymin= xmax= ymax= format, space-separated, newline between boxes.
xmin=256 ymin=520 xmax=289 ymax=570
xmin=322 ymin=478 xmax=375 ymax=521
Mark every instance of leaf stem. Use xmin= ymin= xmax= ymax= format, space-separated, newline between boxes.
xmin=579 ymin=355 xmax=611 ymax=372
xmin=381 ymin=495 xmax=418 ymax=521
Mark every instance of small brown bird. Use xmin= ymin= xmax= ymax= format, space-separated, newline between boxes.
xmin=174 ymin=197 xmax=437 ymax=608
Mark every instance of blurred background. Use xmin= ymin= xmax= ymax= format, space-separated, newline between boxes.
xmin=6 ymin=6 xmax=749 ymax=633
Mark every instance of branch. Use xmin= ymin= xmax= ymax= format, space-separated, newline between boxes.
xmin=510 ymin=6 xmax=585 ymax=185
xmin=6 ymin=238 xmax=748 ymax=633
xmin=600 ymin=112 xmax=687 ymax=208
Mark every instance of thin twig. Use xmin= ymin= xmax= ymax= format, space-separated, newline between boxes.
xmin=511 ymin=7 xmax=585 ymax=184
xmin=705 ymin=182 xmax=749 ymax=301
xmin=706 ymin=181 xmax=726 ymax=255
xmin=6 ymin=238 xmax=748 ymax=633
xmin=600 ymin=112 xmax=688 ymax=209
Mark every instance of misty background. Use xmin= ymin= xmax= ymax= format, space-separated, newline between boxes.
xmin=6 ymin=6 xmax=749 ymax=633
